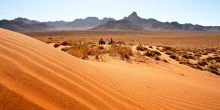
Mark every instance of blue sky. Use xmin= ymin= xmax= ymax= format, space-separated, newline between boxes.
xmin=0 ymin=0 xmax=219 ymax=26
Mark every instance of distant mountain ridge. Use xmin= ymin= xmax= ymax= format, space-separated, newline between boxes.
xmin=45 ymin=17 xmax=115 ymax=29
xmin=92 ymin=19 xmax=142 ymax=30
xmin=1 ymin=12 xmax=220 ymax=31
xmin=0 ymin=17 xmax=115 ymax=31
xmin=93 ymin=12 xmax=220 ymax=31
xmin=0 ymin=17 xmax=50 ymax=31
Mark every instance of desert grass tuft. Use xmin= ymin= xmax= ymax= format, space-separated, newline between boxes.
xmin=109 ymin=45 xmax=132 ymax=63
xmin=136 ymin=45 xmax=148 ymax=51
xmin=67 ymin=43 xmax=106 ymax=59
xmin=54 ymin=43 xmax=60 ymax=48
xmin=208 ymin=65 xmax=220 ymax=75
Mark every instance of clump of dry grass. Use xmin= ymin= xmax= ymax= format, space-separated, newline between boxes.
xmin=205 ymin=56 xmax=220 ymax=62
xmin=190 ymin=64 xmax=203 ymax=70
xmin=67 ymin=43 xmax=106 ymax=59
xmin=162 ymin=59 xmax=169 ymax=63
xmin=144 ymin=51 xmax=155 ymax=57
xmin=155 ymin=56 xmax=160 ymax=61
xmin=197 ymin=61 xmax=208 ymax=66
xmin=194 ymin=53 xmax=202 ymax=58
xmin=153 ymin=51 xmax=161 ymax=56
xmin=208 ymin=65 xmax=220 ymax=75
xmin=179 ymin=58 xmax=190 ymax=65
xmin=109 ymin=45 xmax=132 ymax=63
xmin=162 ymin=47 xmax=179 ymax=57
xmin=66 ymin=42 xmax=133 ymax=62
xmin=179 ymin=57 xmax=204 ymax=70
xmin=182 ymin=54 xmax=194 ymax=59
xmin=67 ymin=42 xmax=134 ymax=63
xmin=144 ymin=50 xmax=161 ymax=57
xmin=165 ymin=51 xmax=173 ymax=55
xmin=162 ymin=46 xmax=176 ymax=52
xmin=175 ymin=48 xmax=220 ymax=75
xmin=68 ymin=43 xmax=90 ymax=59
xmin=170 ymin=54 xmax=178 ymax=60
xmin=61 ymin=47 xmax=71 ymax=52
xmin=61 ymin=41 xmax=71 ymax=46
xmin=54 ymin=43 xmax=60 ymax=48
xmin=136 ymin=45 xmax=148 ymax=51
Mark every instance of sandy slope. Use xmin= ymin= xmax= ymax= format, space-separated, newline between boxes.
xmin=0 ymin=28 xmax=220 ymax=110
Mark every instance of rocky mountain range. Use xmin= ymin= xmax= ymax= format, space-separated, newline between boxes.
xmin=93 ymin=12 xmax=220 ymax=31
xmin=45 ymin=17 xmax=115 ymax=29
xmin=1 ymin=12 xmax=220 ymax=31
xmin=92 ymin=19 xmax=142 ymax=30
xmin=0 ymin=18 xmax=50 ymax=31
xmin=0 ymin=17 xmax=115 ymax=31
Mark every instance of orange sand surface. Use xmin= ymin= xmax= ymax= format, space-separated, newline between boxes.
xmin=0 ymin=28 xmax=220 ymax=110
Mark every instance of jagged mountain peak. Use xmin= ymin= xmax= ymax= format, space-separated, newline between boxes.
xmin=124 ymin=11 xmax=144 ymax=26
xmin=128 ymin=12 xmax=138 ymax=18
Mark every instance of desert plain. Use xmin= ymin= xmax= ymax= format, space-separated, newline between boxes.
xmin=0 ymin=28 xmax=220 ymax=110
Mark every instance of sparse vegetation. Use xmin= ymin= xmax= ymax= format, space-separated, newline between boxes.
xmin=54 ymin=43 xmax=60 ymax=48
xmin=37 ymin=31 xmax=220 ymax=76
xmin=136 ymin=45 xmax=148 ymax=51
xmin=190 ymin=64 xmax=203 ymax=70
xmin=162 ymin=59 xmax=169 ymax=63
xmin=198 ymin=61 xmax=208 ymax=66
xmin=68 ymin=43 xmax=90 ymax=59
xmin=61 ymin=47 xmax=71 ymax=52
xmin=67 ymin=43 xmax=106 ymax=59
xmin=57 ymin=40 xmax=220 ymax=75
xmin=182 ymin=54 xmax=193 ymax=59
xmin=109 ymin=45 xmax=132 ymax=62
xmin=66 ymin=42 xmax=133 ymax=63
xmin=165 ymin=51 xmax=172 ymax=55
xmin=170 ymin=55 xmax=178 ymax=60
xmin=144 ymin=51 xmax=155 ymax=57
xmin=153 ymin=51 xmax=161 ymax=56
xmin=179 ymin=58 xmax=190 ymax=65
xmin=208 ymin=65 xmax=220 ymax=75
xmin=61 ymin=41 xmax=71 ymax=46
xmin=155 ymin=56 xmax=160 ymax=61
xmin=144 ymin=50 xmax=161 ymax=57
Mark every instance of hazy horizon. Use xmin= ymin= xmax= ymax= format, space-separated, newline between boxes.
xmin=1 ymin=0 xmax=220 ymax=26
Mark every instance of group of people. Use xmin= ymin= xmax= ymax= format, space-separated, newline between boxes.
xmin=99 ymin=38 xmax=115 ymax=45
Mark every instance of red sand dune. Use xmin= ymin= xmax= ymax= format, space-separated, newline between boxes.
xmin=0 ymin=28 xmax=220 ymax=110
